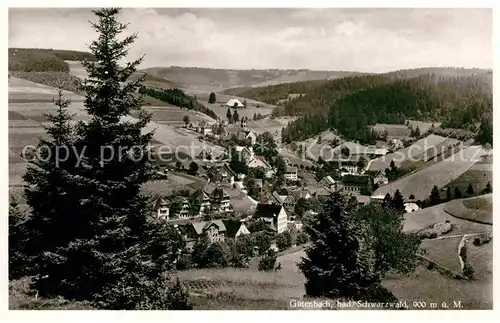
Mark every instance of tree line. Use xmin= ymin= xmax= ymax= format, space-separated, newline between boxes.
xmin=139 ymin=86 xmax=219 ymax=120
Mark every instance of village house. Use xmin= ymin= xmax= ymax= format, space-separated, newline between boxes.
xmin=282 ymin=189 xmax=311 ymax=215
xmin=253 ymin=203 xmax=289 ymax=234
xmin=234 ymin=145 xmax=254 ymax=163
xmin=318 ymin=175 xmax=338 ymax=191
xmin=208 ymin=186 xmax=233 ymax=213
xmin=222 ymin=219 xmax=251 ymax=239
xmin=265 ymin=191 xmax=287 ymax=205
xmin=284 ymin=166 xmax=298 ymax=181
xmin=373 ymin=171 xmax=389 ymax=186
xmin=197 ymin=147 xmax=221 ymax=161
xmin=189 ymin=189 xmax=212 ymax=217
xmin=196 ymin=121 xmax=213 ymax=136
xmin=207 ymin=163 xmax=235 ymax=185
xmin=340 ymin=174 xmax=372 ymax=196
xmin=181 ymin=220 xmax=227 ymax=249
xmin=248 ymin=155 xmax=272 ymax=170
xmin=170 ymin=196 xmax=192 ymax=219
xmin=338 ymin=159 xmax=359 ymax=176
xmin=226 ymin=98 xmax=245 ymax=108
xmin=152 ymin=197 xmax=170 ymax=220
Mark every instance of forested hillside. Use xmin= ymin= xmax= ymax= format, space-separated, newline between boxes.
xmin=245 ymin=69 xmax=493 ymax=145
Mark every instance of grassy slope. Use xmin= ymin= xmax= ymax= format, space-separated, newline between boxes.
xmin=442 ymin=194 xmax=493 ymax=224
xmin=403 ymin=198 xmax=492 ymax=235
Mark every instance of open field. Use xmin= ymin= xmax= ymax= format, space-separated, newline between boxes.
xmin=443 ymin=155 xmax=492 ymax=195
xmin=403 ymin=199 xmax=492 ymax=236
xmin=368 ymin=134 xmax=449 ymax=172
xmin=187 ymin=90 xmax=276 ymax=120
xmin=406 ymin=120 xmax=441 ymax=134
xmin=8 ymin=77 xmax=224 ymax=188
xmin=466 ymin=238 xmax=493 ymax=281
xmin=371 ymin=145 xmax=486 ymax=201
xmin=371 ymin=123 xmax=410 ymax=138
xmin=421 ymin=237 xmax=463 ymax=276
xmin=442 ymin=194 xmax=492 ymax=224
xmin=383 ymin=264 xmax=492 ymax=309
xmin=144 ymin=106 xmax=216 ymax=126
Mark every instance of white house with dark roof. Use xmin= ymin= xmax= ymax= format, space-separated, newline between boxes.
xmin=226 ymin=98 xmax=244 ymax=108
xmin=284 ymin=166 xmax=298 ymax=181
xmin=253 ymin=203 xmax=288 ymax=234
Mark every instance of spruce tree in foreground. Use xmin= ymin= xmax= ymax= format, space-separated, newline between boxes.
xmin=23 ymin=86 xmax=80 ymax=282
xmin=23 ymin=8 xmax=189 ymax=309
xmin=298 ymin=193 xmax=386 ymax=300
xmin=9 ymin=198 xmax=29 ymax=280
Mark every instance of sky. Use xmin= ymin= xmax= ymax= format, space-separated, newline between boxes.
xmin=8 ymin=8 xmax=492 ymax=73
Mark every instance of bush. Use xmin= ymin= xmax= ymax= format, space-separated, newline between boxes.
xmin=276 ymin=231 xmax=293 ymax=251
xmin=473 ymin=234 xmax=492 ymax=246
xmin=463 ymin=263 xmax=475 ymax=280
xmin=296 ymin=231 xmax=309 ymax=245
xmin=459 ymin=245 xmax=468 ymax=263
xmin=258 ymin=249 xmax=280 ymax=271
xmin=176 ymin=253 xmax=193 ymax=271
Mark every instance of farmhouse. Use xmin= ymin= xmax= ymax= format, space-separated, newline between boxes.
xmin=253 ymin=203 xmax=289 ymax=234
xmin=284 ymin=166 xmax=298 ymax=181
xmin=226 ymin=98 xmax=244 ymax=108
xmin=222 ymin=219 xmax=251 ymax=238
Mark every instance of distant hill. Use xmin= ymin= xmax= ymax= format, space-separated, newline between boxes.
xmin=231 ymin=67 xmax=493 ymax=145
xmin=9 ymin=48 xmax=96 ymax=73
xmin=140 ymin=66 xmax=365 ymax=92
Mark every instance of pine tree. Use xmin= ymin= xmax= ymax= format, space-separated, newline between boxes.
xmin=454 ymin=187 xmax=463 ymax=199
xmin=232 ymin=109 xmax=240 ymax=123
xmin=391 ymin=189 xmax=405 ymax=213
xmin=466 ymin=183 xmax=474 ymax=196
xmin=9 ymin=198 xmax=29 ymax=280
xmin=208 ymin=92 xmax=216 ymax=104
xmin=430 ymin=185 xmax=441 ymax=206
xmin=23 ymin=86 xmax=80 ymax=283
xmin=24 ymin=8 xmax=188 ymax=309
xmin=226 ymin=108 xmax=232 ymax=122
xmin=298 ymin=193 xmax=383 ymax=300
xmin=382 ymin=193 xmax=393 ymax=209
